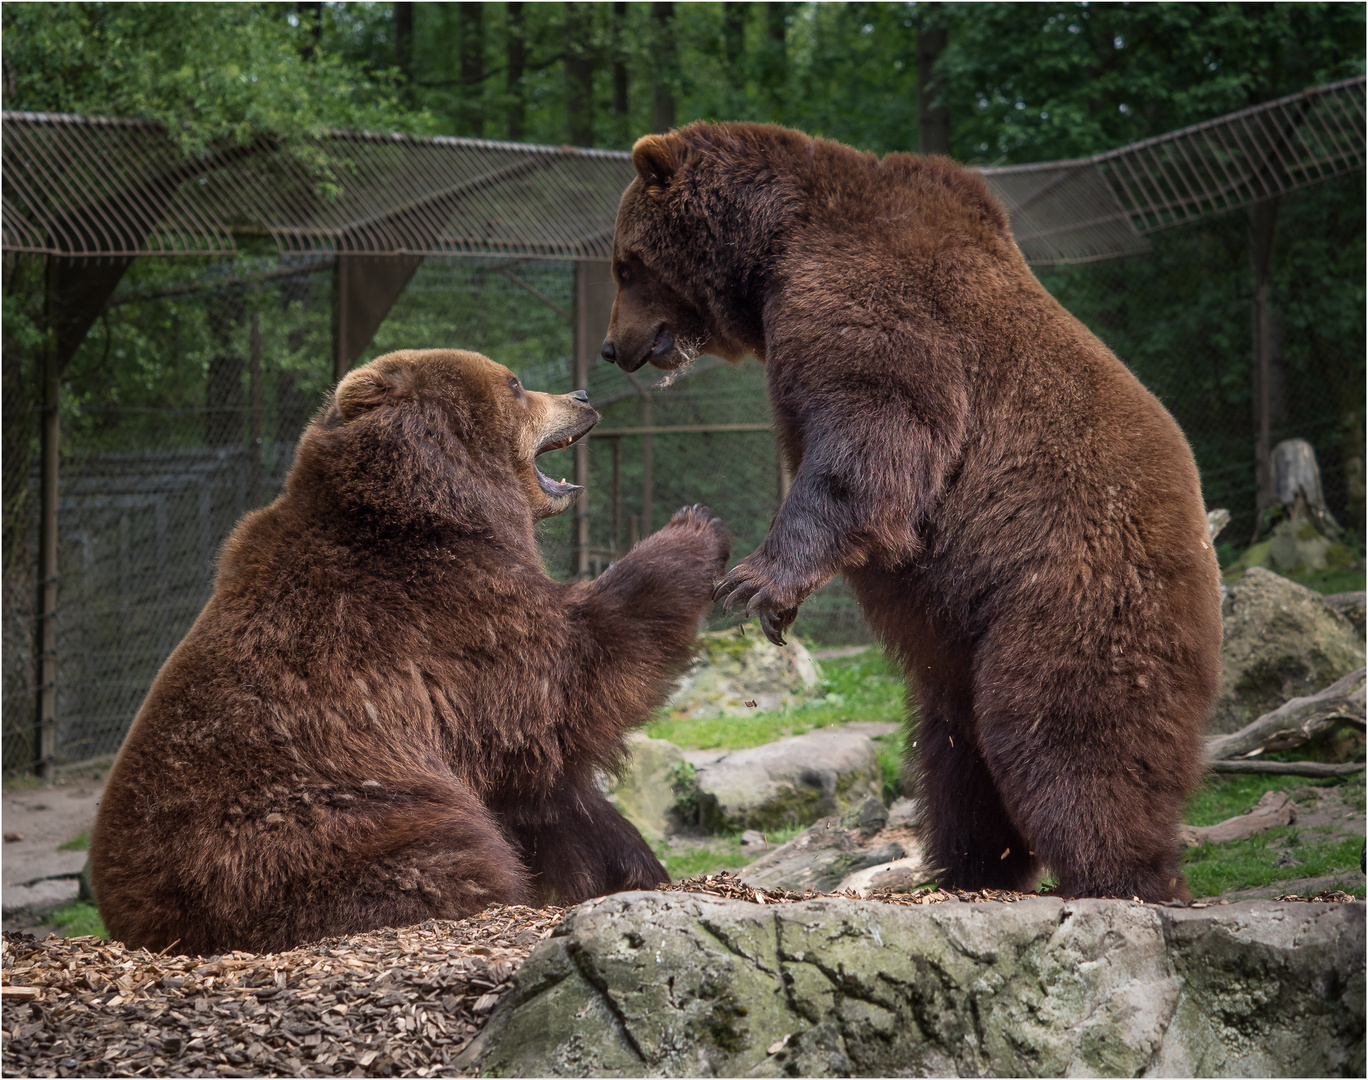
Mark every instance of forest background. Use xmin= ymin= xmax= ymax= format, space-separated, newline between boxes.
xmin=1 ymin=3 xmax=1366 ymax=910
xmin=4 ymin=0 xmax=1365 ymax=546
xmin=1 ymin=2 xmax=1365 ymax=669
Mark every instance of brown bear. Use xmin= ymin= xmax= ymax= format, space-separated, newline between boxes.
xmin=601 ymin=122 xmax=1222 ymax=901
xmin=89 ymin=348 xmax=730 ymax=954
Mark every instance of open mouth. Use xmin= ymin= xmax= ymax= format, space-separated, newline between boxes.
xmin=533 ymin=424 xmax=596 ymax=499
xmin=622 ymin=324 xmax=674 ymax=372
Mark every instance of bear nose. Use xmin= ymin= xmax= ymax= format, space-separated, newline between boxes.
xmin=600 ymin=340 xmax=617 ymax=363
xmin=572 ymin=389 xmax=590 ymax=405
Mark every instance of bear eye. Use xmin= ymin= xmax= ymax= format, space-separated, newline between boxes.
xmin=507 ymin=376 xmax=523 ymax=396
xmin=615 ymin=262 xmax=632 ymax=286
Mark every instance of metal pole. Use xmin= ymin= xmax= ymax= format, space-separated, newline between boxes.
xmin=610 ymin=436 xmax=622 ymax=552
xmin=332 ymin=257 xmax=349 ymax=385
xmin=573 ymin=260 xmax=614 ymax=577
xmin=248 ymin=309 xmax=262 ymax=509
xmin=641 ymin=391 xmax=653 ymax=536
xmin=1249 ymin=198 xmax=1278 ymax=541
xmin=36 ymin=266 xmax=60 ymax=779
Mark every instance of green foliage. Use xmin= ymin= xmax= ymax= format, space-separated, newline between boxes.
xmin=936 ymin=2 xmax=1366 ymax=165
xmin=2 ymin=2 xmax=425 ymax=166
xmin=49 ymin=900 xmax=107 ymax=939
xmin=57 ymin=831 xmax=88 ymax=852
xmin=644 ymin=649 xmax=907 ymax=751
xmin=670 ymin=760 xmax=701 ymax=825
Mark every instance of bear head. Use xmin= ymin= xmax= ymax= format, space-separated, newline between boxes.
xmin=601 ymin=122 xmax=814 ymax=372
xmin=293 ymin=349 xmax=598 ymax=533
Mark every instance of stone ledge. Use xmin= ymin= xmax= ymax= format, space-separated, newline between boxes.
xmin=469 ymin=892 xmax=1365 ymax=1078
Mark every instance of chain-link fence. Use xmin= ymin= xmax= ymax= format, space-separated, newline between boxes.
xmin=3 ymin=172 xmax=1363 ymax=775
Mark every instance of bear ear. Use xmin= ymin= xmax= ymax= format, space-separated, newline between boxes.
xmin=336 ymin=363 xmax=413 ymax=421
xmin=632 ymin=133 xmax=687 ymax=193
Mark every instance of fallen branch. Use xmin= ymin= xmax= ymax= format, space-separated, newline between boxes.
xmin=1206 ymin=667 xmax=1366 ymax=762
xmin=1179 ymin=790 xmax=1296 ymax=847
xmin=1207 ymin=760 xmax=1365 ymax=777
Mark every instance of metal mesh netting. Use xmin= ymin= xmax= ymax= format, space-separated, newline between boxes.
xmin=1 ymin=86 xmax=1362 ymax=773
xmin=0 ymin=254 xmax=871 ymax=773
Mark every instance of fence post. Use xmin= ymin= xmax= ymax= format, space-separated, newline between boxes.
xmin=37 ymin=267 xmax=61 ymax=779
xmin=248 ymin=309 xmax=262 ymax=509
xmin=573 ymin=260 xmax=615 ymax=576
xmin=641 ymin=391 xmax=653 ymax=535
xmin=1249 ymin=197 xmax=1279 ymax=541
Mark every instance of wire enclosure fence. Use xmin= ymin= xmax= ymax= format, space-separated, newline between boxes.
xmin=2 ymin=81 xmax=1364 ymax=774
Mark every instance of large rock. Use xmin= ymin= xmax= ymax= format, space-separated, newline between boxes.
xmin=695 ymin=730 xmax=880 ymax=833
xmin=667 ymin=627 xmax=821 ymax=718
xmin=1325 ymin=591 xmax=1367 ymax=636
xmin=739 ymin=797 xmax=904 ymax=893
xmin=1212 ymin=567 xmax=1365 ymax=734
xmin=603 ymin=734 xmax=686 ymax=840
xmin=470 ymin=892 xmax=1365 ymax=1078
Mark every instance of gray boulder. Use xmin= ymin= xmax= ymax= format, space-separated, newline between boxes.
xmin=470 ymin=892 xmax=1364 ymax=1078
xmin=667 ymin=628 xmax=820 ymax=719
xmin=1325 ymin=591 xmax=1367 ymax=636
xmin=695 ymin=730 xmax=881 ymax=833
xmin=739 ymin=797 xmax=902 ymax=893
xmin=1212 ymin=567 xmax=1365 ymax=734
xmin=603 ymin=734 xmax=686 ymax=841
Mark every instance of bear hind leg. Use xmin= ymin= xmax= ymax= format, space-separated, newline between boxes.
xmin=914 ymin=679 xmax=1039 ymax=893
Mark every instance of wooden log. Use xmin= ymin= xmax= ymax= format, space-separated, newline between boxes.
xmin=1207 ymin=760 xmax=1365 ymax=777
xmin=1206 ymin=667 xmax=1366 ymax=762
xmin=1179 ymin=790 xmax=1296 ymax=847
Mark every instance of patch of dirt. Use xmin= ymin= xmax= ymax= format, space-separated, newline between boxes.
xmin=2 ymin=776 xmax=106 ymax=932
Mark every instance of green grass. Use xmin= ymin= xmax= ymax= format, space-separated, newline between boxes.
xmin=49 ymin=900 xmax=107 ymax=939
xmin=1285 ymin=565 xmax=1367 ymax=595
xmin=1 ymin=774 xmax=45 ymax=793
xmin=57 ymin=831 xmax=89 ymax=852
xmin=645 ymin=649 xmax=909 ymax=751
xmin=1184 ymin=830 xmax=1366 ymax=898
xmin=653 ymin=825 xmax=806 ymax=880
xmin=1182 ymin=771 xmax=1363 ymax=827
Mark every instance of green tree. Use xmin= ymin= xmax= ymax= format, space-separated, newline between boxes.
xmin=2 ymin=2 xmax=428 ymax=161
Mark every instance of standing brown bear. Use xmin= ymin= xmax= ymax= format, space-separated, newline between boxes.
xmin=90 ymin=349 xmax=730 ymax=954
xmin=602 ymin=122 xmax=1222 ymax=901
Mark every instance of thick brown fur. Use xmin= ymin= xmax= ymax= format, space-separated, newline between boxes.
xmin=90 ymin=349 xmax=730 ymax=954
xmin=602 ymin=122 xmax=1222 ymax=902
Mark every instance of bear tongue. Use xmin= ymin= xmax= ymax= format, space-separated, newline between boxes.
xmin=535 ymin=465 xmax=580 ymax=498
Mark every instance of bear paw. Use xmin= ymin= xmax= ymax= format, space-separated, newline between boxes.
xmin=714 ymin=555 xmax=803 ymax=646
xmin=665 ymin=504 xmax=731 ymax=574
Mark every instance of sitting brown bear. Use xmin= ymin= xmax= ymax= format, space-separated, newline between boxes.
xmin=90 ymin=349 xmax=729 ymax=954
xmin=601 ymin=122 xmax=1222 ymax=901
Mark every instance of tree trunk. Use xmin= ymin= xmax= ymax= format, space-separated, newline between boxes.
xmin=916 ymin=5 xmax=951 ymax=155
xmin=395 ymin=2 xmax=415 ymax=99
xmin=506 ymin=1 xmax=525 ymax=141
xmin=612 ymin=2 xmax=629 ymax=128
xmin=724 ymin=2 xmax=746 ymax=91
xmin=565 ymin=2 xmax=596 ymax=146
xmin=764 ymin=2 xmax=787 ymax=118
xmin=652 ymin=2 xmax=677 ymax=133
xmin=296 ymin=1 xmax=322 ymax=60
xmin=460 ymin=3 xmax=485 ymax=137
xmin=1249 ymin=196 xmax=1279 ymax=540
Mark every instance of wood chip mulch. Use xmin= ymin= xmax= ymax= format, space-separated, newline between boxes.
xmin=1 ymin=904 xmax=563 ymax=1078
xmin=4 ymin=877 xmax=1358 ymax=1077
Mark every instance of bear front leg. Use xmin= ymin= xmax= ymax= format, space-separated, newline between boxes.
xmin=716 ymin=327 xmax=970 ymax=644
xmin=497 ymin=781 xmax=667 ymax=905
xmin=572 ymin=504 xmax=730 ymax=688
